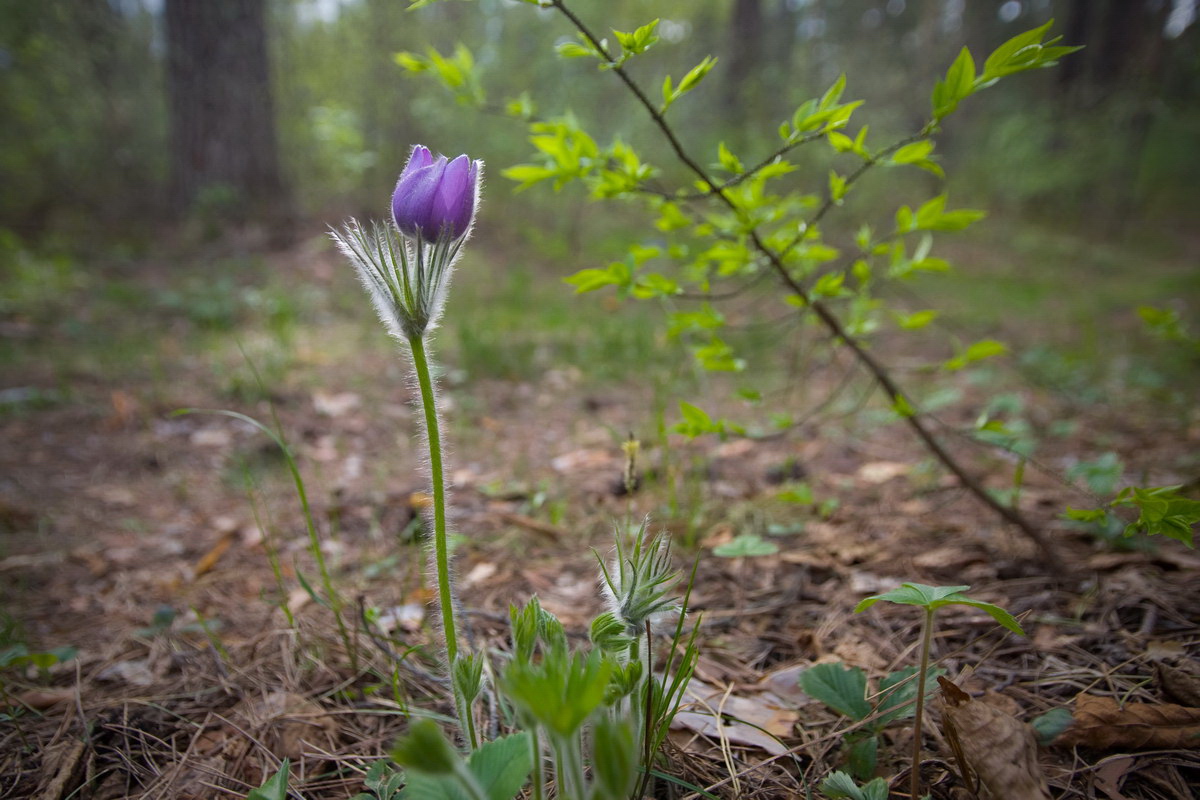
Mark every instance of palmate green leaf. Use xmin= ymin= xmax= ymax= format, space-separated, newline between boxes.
xmin=820 ymin=771 xmax=889 ymax=800
xmin=798 ymin=663 xmax=870 ymax=720
xmin=855 ymin=583 xmax=1025 ymax=635
xmin=712 ymin=534 xmax=778 ymax=558
xmin=465 ymin=732 xmax=533 ymax=800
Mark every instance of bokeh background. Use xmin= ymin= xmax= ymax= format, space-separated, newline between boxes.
xmin=2 ymin=0 xmax=1198 ymax=243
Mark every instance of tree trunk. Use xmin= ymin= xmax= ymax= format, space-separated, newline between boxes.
xmin=724 ymin=0 xmax=765 ymax=116
xmin=165 ymin=0 xmax=285 ymax=218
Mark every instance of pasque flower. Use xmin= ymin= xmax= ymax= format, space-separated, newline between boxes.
xmin=331 ymin=145 xmax=483 ymax=341
xmin=331 ymin=145 xmax=483 ymax=742
xmin=392 ymin=145 xmax=482 ymax=242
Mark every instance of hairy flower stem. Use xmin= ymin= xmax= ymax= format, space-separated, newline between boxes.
xmin=911 ymin=608 xmax=934 ymax=800
xmin=408 ymin=334 xmax=461 ymax=672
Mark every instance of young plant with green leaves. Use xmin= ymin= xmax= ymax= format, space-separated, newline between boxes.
xmin=398 ymin=2 xmax=1082 ymax=573
xmin=854 ymin=583 xmax=1024 ymax=800
xmin=383 ymin=528 xmax=699 ymax=799
xmin=799 ymin=660 xmax=943 ymax=782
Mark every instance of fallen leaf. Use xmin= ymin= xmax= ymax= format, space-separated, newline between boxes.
xmin=1156 ymin=661 xmax=1200 ymax=707
xmin=194 ymin=534 xmax=234 ymax=578
xmin=1093 ymin=755 xmax=1134 ymax=800
xmin=939 ymin=676 xmax=1052 ymax=800
xmin=376 ymin=604 xmax=425 ymax=634
xmin=1057 ymin=694 xmax=1200 ymax=750
xmin=312 ymin=390 xmax=361 ymax=417
xmin=462 ymin=562 xmax=498 ymax=587
xmin=14 ymin=687 xmax=75 ymax=710
xmin=97 ymin=659 xmax=155 ymax=687
xmin=856 ymin=460 xmax=909 ymax=484
xmin=190 ymin=427 xmax=232 ymax=448
xmin=673 ymin=679 xmax=797 ymax=756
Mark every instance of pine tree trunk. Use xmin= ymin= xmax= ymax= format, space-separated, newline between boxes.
xmin=165 ymin=0 xmax=285 ymax=218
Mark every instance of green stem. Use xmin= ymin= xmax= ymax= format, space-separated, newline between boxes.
xmin=911 ymin=608 xmax=934 ymax=800
xmin=529 ymin=728 xmax=545 ymax=800
xmin=409 ymin=335 xmax=459 ymax=666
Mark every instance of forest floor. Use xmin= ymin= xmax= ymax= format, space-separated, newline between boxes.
xmin=1 ymin=223 xmax=1199 ymax=799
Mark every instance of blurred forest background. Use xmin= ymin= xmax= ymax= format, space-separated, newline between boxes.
xmin=2 ymin=0 xmax=1198 ymax=250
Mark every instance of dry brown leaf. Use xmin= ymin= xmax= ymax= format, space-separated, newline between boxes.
xmin=856 ymin=460 xmax=909 ymax=484
xmin=672 ymin=679 xmax=799 ymax=756
xmin=1058 ymin=693 xmax=1200 ymax=750
xmin=938 ymin=676 xmax=1052 ymax=800
xmin=1093 ymin=755 xmax=1135 ymax=800
xmin=1155 ymin=660 xmax=1200 ymax=708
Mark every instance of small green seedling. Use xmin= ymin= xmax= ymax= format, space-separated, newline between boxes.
xmin=819 ymin=770 xmax=890 ymax=800
xmin=800 ymin=661 xmax=943 ymax=780
xmin=854 ymin=583 xmax=1023 ymax=800
xmin=245 ymin=759 xmax=290 ymax=800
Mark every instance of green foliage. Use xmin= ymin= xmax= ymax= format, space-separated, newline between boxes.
xmin=245 ymin=760 xmax=290 ymax=800
xmin=712 ymin=534 xmax=778 ymax=558
xmin=800 ymin=663 xmax=870 ymax=720
xmin=1031 ymin=707 xmax=1074 ymax=746
xmin=819 ymin=771 xmax=890 ymax=800
xmin=855 ymin=583 xmax=1025 ymax=636
xmin=1067 ymin=484 xmax=1200 ymax=548
xmin=394 ymin=725 xmax=533 ymax=800
xmin=799 ymin=662 xmax=944 ymax=779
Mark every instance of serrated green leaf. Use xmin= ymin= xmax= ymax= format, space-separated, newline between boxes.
xmin=466 ymin=732 xmax=532 ymax=800
xmin=799 ymin=663 xmax=871 ymax=720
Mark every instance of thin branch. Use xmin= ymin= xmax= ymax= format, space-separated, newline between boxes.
xmin=549 ymin=0 xmax=1064 ymax=572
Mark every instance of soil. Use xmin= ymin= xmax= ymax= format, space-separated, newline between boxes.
xmin=2 ymin=237 xmax=1198 ymax=799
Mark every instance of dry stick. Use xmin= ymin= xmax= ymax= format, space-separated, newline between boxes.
xmin=549 ymin=0 xmax=1064 ymax=574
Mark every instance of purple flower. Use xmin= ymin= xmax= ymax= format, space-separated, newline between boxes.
xmin=392 ymin=145 xmax=482 ymax=242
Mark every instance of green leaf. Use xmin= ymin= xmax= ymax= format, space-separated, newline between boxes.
xmin=943 ymin=339 xmax=1008 ymax=371
xmin=712 ymin=534 xmax=779 ymax=558
xmin=846 ymin=735 xmax=878 ymax=782
xmin=820 ymin=771 xmax=889 ymax=800
xmin=556 ymin=41 xmax=595 ymax=59
xmin=1031 ymin=707 xmax=1074 ymax=745
xmin=717 ymin=141 xmax=743 ymax=174
xmin=246 ymin=760 xmax=290 ymax=800
xmin=893 ymin=140 xmax=934 ymax=165
xmin=799 ymin=663 xmax=871 ymax=720
xmin=663 ymin=55 xmax=718 ymax=111
xmin=896 ymin=310 xmax=938 ymax=330
xmin=932 ymin=47 xmax=976 ymax=119
xmin=854 ymin=583 xmax=1025 ymax=635
xmin=500 ymin=164 xmax=557 ymax=190
xmin=391 ymin=720 xmax=459 ymax=775
xmin=829 ymin=170 xmax=847 ymax=203
xmin=466 ymin=732 xmax=532 ymax=800
xmin=1115 ymin=485 xmax=1200 ymax=547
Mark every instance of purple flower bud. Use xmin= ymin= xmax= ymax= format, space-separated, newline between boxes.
xmin=392 ymin=145 xmax=482 ymax=242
